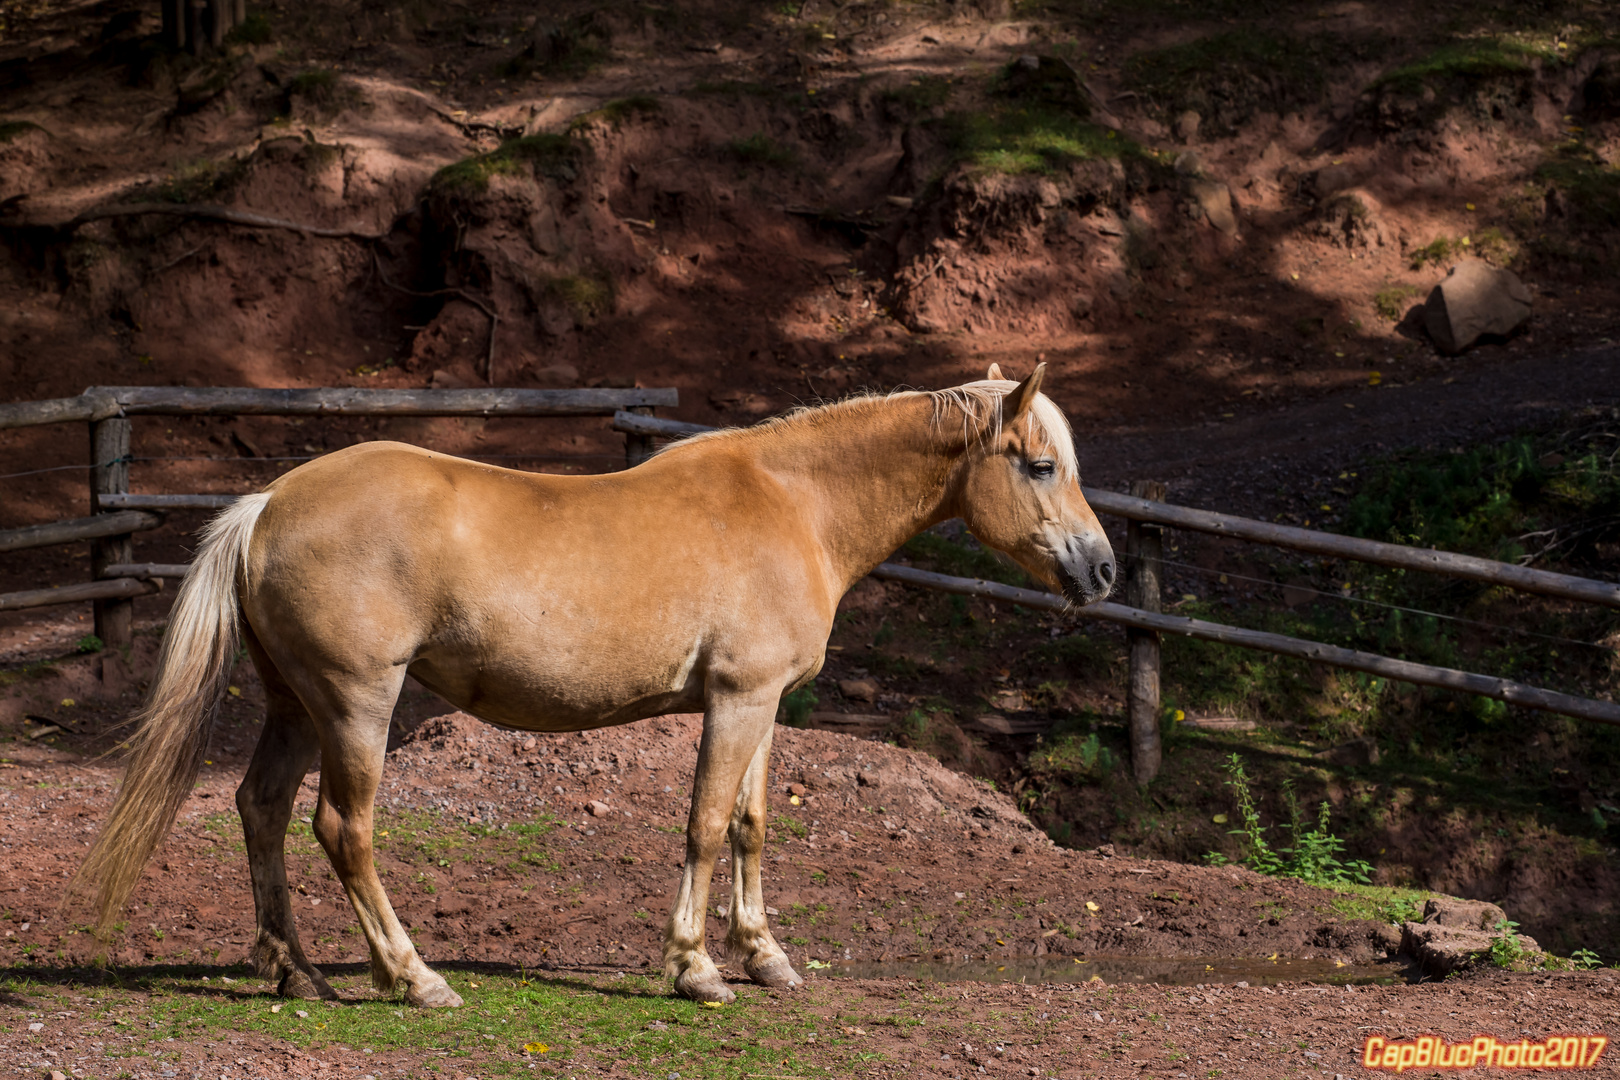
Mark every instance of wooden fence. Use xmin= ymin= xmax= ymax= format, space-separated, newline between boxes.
xmin=607 ymin=411 xmax=1620 ymax=780
xmin=0 ymin=386 xmax=677 ymax=646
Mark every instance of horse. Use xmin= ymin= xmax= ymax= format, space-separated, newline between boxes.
xmin=72 ymin=363 xmax=1115 ymax=1007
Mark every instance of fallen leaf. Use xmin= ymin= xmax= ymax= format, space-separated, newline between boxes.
xmin=60 ymin=698 xmax=75 ymax=707
xmin=270 ymin=1004 xmax=282 ymax=1014
xmin=228 ymin=686 xmax=241 ymax=697
xmin=1085 ymin=901 xmax=1100 ymax=912
xmin=702 ymin=1001 xmax=724 ymax=1009
xmin=524 ymin=1042 xmax=549 ymax=1054
xmin=1212 ymin=814 xmax=1228 ymax=824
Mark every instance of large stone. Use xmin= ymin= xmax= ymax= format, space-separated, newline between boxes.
xmin=1401 ymin=920 xmax=1540 ymax=978
xmin=1422 ymin=896 xmax=1507 ymax=931
xmin=1187 ymin=178 xmax=1238 ymax=236
xmin=1422 ymin=257 xmax=1531 ymax=354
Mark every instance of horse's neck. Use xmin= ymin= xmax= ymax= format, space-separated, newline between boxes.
xmin=758 ymin=395 xmax=963 ymax=593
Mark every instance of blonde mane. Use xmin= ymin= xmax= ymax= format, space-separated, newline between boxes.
xmin=660 ymin=380 xmax=1079 ymax=481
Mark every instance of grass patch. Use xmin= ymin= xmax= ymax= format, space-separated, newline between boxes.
xmin=284 ymin=68 xmax=364 ymax=116
xmin=882 ymin=75 xmax=953 ymax=114
xmin=935 ymin=107 xmax=1149 ymax=175
xmin=10 ymin=967 xmax=840 ymax=1077
xmin=151 ymin=156 xmax=248 ymax=204
xmin=1372 ymin=283 xmax=1423 ymax=321
xmin=1123 ymin=31 xmax=1334 ymax=132
xmin=1535 ymin=143 xmax=1620 ymax=229
xmin=543 ymin=272 xmax=615 ymax=324
xmin=726 ymin=132 xmax=796 ymax=168
xmin=1325 ymin=883 xmax=1431 ymax=925
xmin=1378 ymin=38 xmax=1551 ymax=94
xmin=431 ymin=134 xmax=582 ymax=192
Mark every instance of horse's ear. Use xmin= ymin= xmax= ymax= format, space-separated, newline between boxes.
xmin=1001 ymin=362 xmax=1046 ymax=426
xmin=986 ymin=362 xmax=1004 ymax=380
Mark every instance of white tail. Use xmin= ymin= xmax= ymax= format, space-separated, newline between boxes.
xmin=71 ymin=492 xmax=270 ymax=935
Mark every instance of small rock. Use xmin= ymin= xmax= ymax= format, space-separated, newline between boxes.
xmin=429 ymin=368 xmax=479 ymax=390
xmin=1173 ymin=150 xmax=1204 ymax=177
xmin=529 ymin=363 xmax=580 ymax=388
xmin=1173 ymin=109 xmax=1201 ymax=142
xmin=520 ymin=737 xmax=537 ymax=752
xmin=28 ymin=1021 xmax=43 ymax=1032
xmin=1422 ymin=256 xmax=1532 ymax=354
xmin=588 ymin=800 xmax=611 ymax=818
xmin=50 ymin=1071 xmax=66 ymax=1080
xmin=838 ymin=678 xmax=879 ymax=703
xmin=295 ymin=1010 xmax=310 ymax=1019
xmin=787 ymin=783 xmax=807 ymax=797
xmin=1188 ymin=179 xmax=1238 ymax=237
xmin=1313 ymin=737 xmax=1380 ymax=767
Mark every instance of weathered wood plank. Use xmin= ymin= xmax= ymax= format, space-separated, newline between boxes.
xmin=97 ymin=494 xmax=240 ymax=510
xmin=100 ymin=563 xmax=191 ymax=579
xmin=1081 ymin=487 xmax=1620 ymax=611
xmin=868 ymin=562 xmax=1620 ymax=727
xmin=100 ymin=386 xmax=679 ymax=417
xmin=0 ymin=577 xmax=161 ymax=612
xmin=611 ymin=410 xmax=714 ymax=439
xmin=0 ymin=511 xmax=164 ymax=554
xmin=0 ymin=391 xmax=120 ymax=431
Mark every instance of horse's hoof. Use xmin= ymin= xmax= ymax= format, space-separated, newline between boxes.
xmin=405 ymin=981 xmax=464 ymax=1009
xmin=278 ymin=968 xmax=337 ymax=1001
xmin=674 ymin=970 xmax=737 ymax=1004
xmin=744 ymin=954 xmax=804 ymax=990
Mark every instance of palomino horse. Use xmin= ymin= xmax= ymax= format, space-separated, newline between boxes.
xmin=73 ymin=363 xmax=1114 ymax=1007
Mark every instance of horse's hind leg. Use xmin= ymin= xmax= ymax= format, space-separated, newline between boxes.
xmin=725 ymin=728 xmax=802 ymax=990
xmin=304 ymin=679 xmax=462 ymax=1008
xmin=236 ymin=634 xmax=333 ymax=1000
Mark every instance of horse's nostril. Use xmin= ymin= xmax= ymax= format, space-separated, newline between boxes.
xmin=1097 ymin=560 xmax=1116 ymax=588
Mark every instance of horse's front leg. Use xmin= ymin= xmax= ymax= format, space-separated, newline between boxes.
xmin=663 ymin=693 xmax=776 ymax=1002
xmin=726 ymin=727 xmax=803 ymax=990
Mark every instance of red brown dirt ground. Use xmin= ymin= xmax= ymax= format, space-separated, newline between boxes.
xmin=4 ymin=0 xmax=1620 ymax=1072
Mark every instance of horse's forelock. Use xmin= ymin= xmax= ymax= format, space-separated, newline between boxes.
xmin=929 ymin=380 xmax=1078 ymax=483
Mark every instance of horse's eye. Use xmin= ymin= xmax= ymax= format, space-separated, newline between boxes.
xmin=1030 ymin=461 xmax=1055 ymax=480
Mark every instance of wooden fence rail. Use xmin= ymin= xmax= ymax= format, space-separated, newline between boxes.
xmin=0 ymin=386 xmax=680 ymax=644
xmin=870 ymin=564 xmax=1620 ymax=729
xmin=0 ymin=386 xmax=679 ymax=430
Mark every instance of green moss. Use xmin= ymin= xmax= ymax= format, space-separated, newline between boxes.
xmin=224 ymin=10 xmax=272 ymax=45
xmin=152 ymin=156 xmax=247 ymax=204
xmin=882 ymin=75 xmax=953 ymax=114
xmin=544 ymin=271 xmax=615 ymax=323
xmin=726 ymin=132 xmax=796 ymax=167
xmin=0 ymin=120 xmax=44 ymax=142
xmin=1535 ymin=143 xmax=1620 ymax=229
xmin=936 ymin=107 xmax=1149 ymax=175
xmin=283 ymin=68 xmax=364 ymax=116
xmin=431 ymin=134 xmax=582 ymax=192
xmin=569 ymin=95 xmax=660 ymax=131
xmin=1379 ymin=38 xmax=1551 ymax=94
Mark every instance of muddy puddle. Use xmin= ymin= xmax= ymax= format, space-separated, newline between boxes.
xmin=815 ymin=955 xmax=1416 ymax=987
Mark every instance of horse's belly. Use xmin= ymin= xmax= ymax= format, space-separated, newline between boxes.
xmin=408 ymin=641 xmax=705 ymax=732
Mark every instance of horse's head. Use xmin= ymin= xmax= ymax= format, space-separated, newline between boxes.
xmin=945 ymin=363 xmax=1116 ymax=605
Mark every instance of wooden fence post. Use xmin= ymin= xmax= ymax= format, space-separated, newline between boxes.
xmin=90 ymin=415 xmax=133 ymax=650
xmin=623 ymin=405 xmax=655 ymax=468
xmin=1126 ymin=479 xmax=1166 ymax=785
